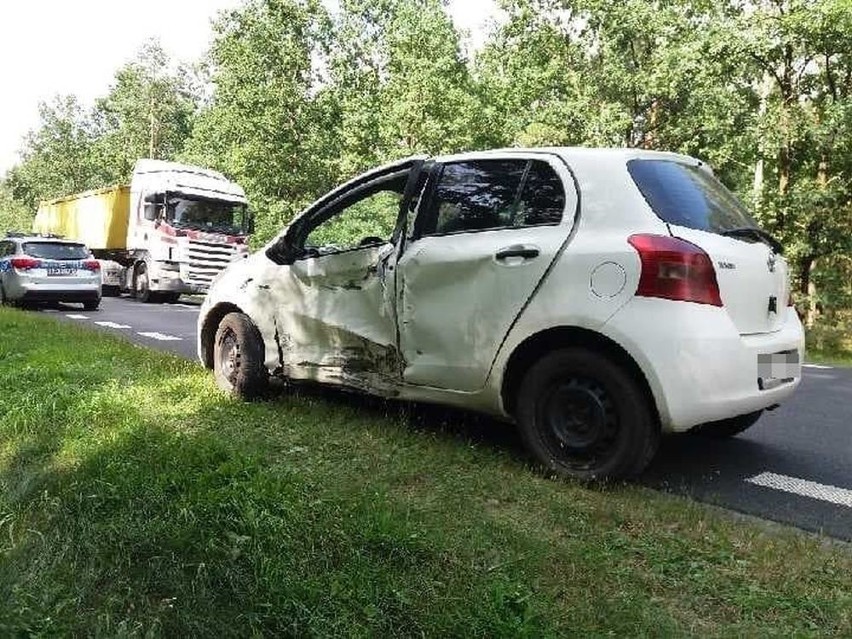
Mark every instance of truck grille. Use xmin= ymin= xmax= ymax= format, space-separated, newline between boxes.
xmin=186 ymin=240 xmax=239 ymax=288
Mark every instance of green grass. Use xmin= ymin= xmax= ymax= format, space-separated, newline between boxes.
xmin=1 ymin=309 xmax=851 ymax=637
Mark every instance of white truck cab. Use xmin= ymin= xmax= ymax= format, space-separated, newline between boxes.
xmin=127 ymin=160 xmax=252 ymax=302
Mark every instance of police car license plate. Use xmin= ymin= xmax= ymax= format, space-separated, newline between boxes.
xmin=47 ymin=266 xmax=76 ymax=276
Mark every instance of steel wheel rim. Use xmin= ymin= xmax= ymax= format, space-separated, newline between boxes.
xmin=218 ymin=328 xmax=241 ymax=386
xmin=537 ymin=376 xmax=620 ymax=470
xmin=137 ymin=271 xmax=148 ymax=297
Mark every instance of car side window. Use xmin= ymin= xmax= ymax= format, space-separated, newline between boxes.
xmin=429 ymin=160 xmax=527 ymax=235
xmin=304 ymin=173 xmax=408 ymax=253
xmin=515 ymin=161 xmax=565 ymax=226
xmin=422 ymin=159 xmax=565 ymax=236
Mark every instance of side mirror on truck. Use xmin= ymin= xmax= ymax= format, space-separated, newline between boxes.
xmin=143 ymin=202 xmax=159 ymax=221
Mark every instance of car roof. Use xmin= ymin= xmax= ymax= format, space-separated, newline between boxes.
xmin=470 ymin=146 xmax=703 ymax=166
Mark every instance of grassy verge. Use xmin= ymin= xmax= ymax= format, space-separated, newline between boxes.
xmin=806 ymin=321 xmax=852 ymax=367
xmin=1 ymin=309 xmax=850 ymax=636
xmin=807 ymin=350 xmax=852 ymax=367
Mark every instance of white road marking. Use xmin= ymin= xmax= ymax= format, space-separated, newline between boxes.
xmin=137 ymin=331 xmax=182 ymax=342
xmin=95 ymin=321 xmax=131 ymax=329
xmin=746 ymin=472 xmax=852 ymax=508
xmin=65 ymin=314 xmax=89 ymax=320
xmin=803 ymin=364 xmax=833 ymax=370
xmin=173 ymin=303 xmax=197 ymax=309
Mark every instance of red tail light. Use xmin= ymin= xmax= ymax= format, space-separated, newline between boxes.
xmin=628 ymin=234 xmax=723 ymax=307
xmin=82 ymin=260 xmax=101 ymax=272
xmin=10 ymin=257 xmax=41 ymax=271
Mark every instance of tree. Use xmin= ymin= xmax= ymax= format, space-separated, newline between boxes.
xmin=5 ymin=95 xmax=97 ymax=210
xmin=90 ymin=40 xmax=198 ymax=186
xmin=182 ymin=0 xmax=336 ymax=244
xmin=721 ymin=0 xmax=852 ymax=324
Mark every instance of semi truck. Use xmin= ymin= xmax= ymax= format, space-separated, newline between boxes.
xmin=33 ymin=159 xmax=252 ymax=302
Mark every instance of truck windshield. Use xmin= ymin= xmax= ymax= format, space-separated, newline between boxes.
xmin=165 ymin=195 xmax=249 ymax=235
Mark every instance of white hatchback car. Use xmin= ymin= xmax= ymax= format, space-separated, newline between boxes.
xmin=198 ymin=148 xmax=804 ymax=480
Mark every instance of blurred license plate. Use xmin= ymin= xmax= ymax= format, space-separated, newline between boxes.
xmin=758 ymin=349 xmax=800 ymax=390
xmin=47 ymin=267 xmax=76 ymax=276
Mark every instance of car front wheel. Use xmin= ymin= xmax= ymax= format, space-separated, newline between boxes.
xmin=516 ymin=348 xmax=659 ymax=481
xmin=213 ymin=312 xmax=268 ymax=400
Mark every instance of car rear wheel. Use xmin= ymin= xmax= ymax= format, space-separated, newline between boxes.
xmin=83 ymin=299 xmax=100 ymax=311
xmin=516 ymin=348 xmax=659 ymax=481
xmin=213 ymin=312 xmax=268 ymax=400
xmin=691 ymin=410 xmax=763 ymax=438
xmin=0 ymin=284 xmax=10 ymax=307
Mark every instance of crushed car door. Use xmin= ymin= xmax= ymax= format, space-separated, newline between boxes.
xmin=395 ymin=153 xmax=578 ymax=392
xmin=267 ymin=161 xmax=422 ymax=392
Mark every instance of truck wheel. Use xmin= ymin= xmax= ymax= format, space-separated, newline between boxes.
xmin=515 ymin=348 xmax=658 ymax=481
xmin=213 ymin=312 xmax=268 ymax=400
xmin=691 ymin=411 xmax=763 ymax=438
xmin=135 ymin=264 xmax=155 ymax=303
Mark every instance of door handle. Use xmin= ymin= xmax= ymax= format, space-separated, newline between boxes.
xmin=495 ymin=245 xmax=540 ymax=261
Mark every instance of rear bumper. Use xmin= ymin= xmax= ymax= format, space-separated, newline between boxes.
xmin=5 ymin=276 xmax=101 ymax=304
xmin=20 ymin=289 xmax=101 ymax=303
xmin=604 ymin=299 xmax=805 ymax=432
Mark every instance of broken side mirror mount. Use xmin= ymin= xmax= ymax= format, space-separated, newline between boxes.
xmin=266 ymin=229 xmax=303 ymax=266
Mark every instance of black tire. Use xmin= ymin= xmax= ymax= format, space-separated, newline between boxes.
xmin=161 ymin=292 xmax=181 ymax=304
xmin=83 ymin=299 xmax=100 ymax=311
xmin=101 ymin=285 xmax=121 ymax=297
xmin=516 ymin=348 xmax=659 ymax=481
xmin=213 ymin=312 xmax=268 ymax=400
xmin=135 ymin=263 xmax=155 ymax=303
xmin=691 ymin=411 xmax=763 ymax=438
xmin=0 ymin=284 xmax=10 ymax=307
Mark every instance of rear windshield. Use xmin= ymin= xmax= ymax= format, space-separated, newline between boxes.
xmin=628 ymin=159 xmax=757 ymax=233
xmin=23 ymin=242 xmax=89 ymax=260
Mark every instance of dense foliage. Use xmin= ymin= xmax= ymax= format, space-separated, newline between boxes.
xmin=2 ymin=0 xmax=851 ymax=325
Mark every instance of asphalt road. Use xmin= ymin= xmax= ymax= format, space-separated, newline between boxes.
xmin=41 ymin=296 xmax=852 ymax=541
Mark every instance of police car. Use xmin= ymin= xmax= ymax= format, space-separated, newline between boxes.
xmin=0 ymin=233 xmax=101 ymax=310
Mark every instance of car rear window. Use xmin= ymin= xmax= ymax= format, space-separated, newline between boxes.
xmin=628 ymin=159 xmax=757 ymax=233
xmin=23 ymin=242 xmax=89 ymax=260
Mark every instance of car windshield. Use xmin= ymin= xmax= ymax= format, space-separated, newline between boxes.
xmin=23 ymin=242 xmax=88 ymax=260
xmin=165 ymin=194 xmax=248 ymax=235
xmin=628 ymin=159 xmax=758 ymax=234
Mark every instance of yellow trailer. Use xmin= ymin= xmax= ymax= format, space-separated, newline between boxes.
xmin=33 ymin=185 xmax=131 ymax=251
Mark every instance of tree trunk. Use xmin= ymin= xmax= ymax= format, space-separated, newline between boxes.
xmin=799 ymin=255 xmax=818 ymax=328
xmin=752 ymin=73 xmax=773 ymax=209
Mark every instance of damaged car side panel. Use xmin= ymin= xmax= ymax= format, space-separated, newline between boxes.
xmin=395 ymin=153 xmax=578 ymax=393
